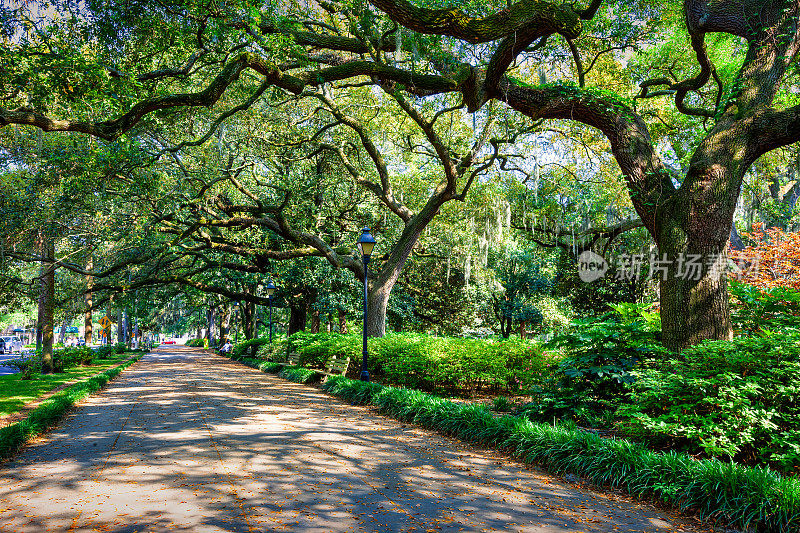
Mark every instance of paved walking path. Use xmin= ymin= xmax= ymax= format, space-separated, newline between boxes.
xmin=0 ymin=347 xmax=708 ymax=532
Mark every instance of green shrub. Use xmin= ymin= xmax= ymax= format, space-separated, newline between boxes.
xmin=184 ymin=338 xmax=205 ymax=347
xmin=94 ymin=345 xmax=118 ymax=359
xmin=0 ymin=357 xmax=41 ymax=379
xmin=53 ymin=346 xmax=94 ymax=369
xmin=283 ymin=332 xmax=547 ymax=393
xmin=518 ymin=308 xmax=665 ymax=425
xmin=620 ymin=330 xmax=800 ymax=471
xmin=255 ymin=339 xmax=288 ymax=361
xmin=370 ymin=334 xmax=546 ymax=393
xmin=730 ymin=281 xmax=800 ymax=334
xmin=321 ymin=375 xmax=800 ymax=533
xmin=232 ymin=338 xmax=270 ymax=358
xmin=290 ymin=332 xmax=360 ymax=369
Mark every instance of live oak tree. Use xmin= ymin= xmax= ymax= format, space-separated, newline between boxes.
xmin=4 ymin=0 xmax=800 ymax=348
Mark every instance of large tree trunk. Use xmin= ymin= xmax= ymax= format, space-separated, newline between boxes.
xmin=57 ymin=317 xmax=66 ymax=345
xmin=654 ymin=154 xmax=739 ymax=351
xmin=310 ymin=307 xmax=320 ymax=333
xmin=220 ymin=304 xmax=231 ymax=343
xmin=366 ymin=281 xmax=391 ymax=338
xmin=207 ymin=308 xmax=215 ymax=347
xmin=657 ymin=225 xmax=734 ymax=351
xmin=238 ymin=301 xmax=251 ymax=340
xmin=288 ymin=303 xmax=306 ymax=335
xmin=117 ymin=308 xmax=124 ymax=344
xmin=85 ymin=258 xmax=93 ymax=345
xmin=39 ymin=236 xmax=55 ymax=373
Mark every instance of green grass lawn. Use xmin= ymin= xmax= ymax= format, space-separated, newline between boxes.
xmin=0 ymin=354 xmax=132 ymax=417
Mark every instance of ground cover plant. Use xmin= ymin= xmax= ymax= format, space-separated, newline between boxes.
xmin=0 ymin=351 xmax=134 ymax=417
xmin=0 ymin=354 xmax=143 ymax=459
xmin=620 ymin=330 xmax=800 ymax=472
xmin=278 ymin=365 xmax=319 ymax=384
xmin=516 ymin=304 xmax=664 ymax=428
xmin=729 ymin=281 xmax=800 ymax=334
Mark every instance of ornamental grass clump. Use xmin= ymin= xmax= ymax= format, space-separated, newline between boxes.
xmin=320 ymin=375 xmax=800 ymax=532
xmin=278 ymin=365 xmax=318 ymax=384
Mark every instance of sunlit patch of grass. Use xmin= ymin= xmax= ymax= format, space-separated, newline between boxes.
xmin=0 ymin=353 xmax=131 ymax=417
xmin=0 ymin=354 xmax=142 ymax=459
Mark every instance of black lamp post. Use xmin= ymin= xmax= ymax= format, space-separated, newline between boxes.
xmin=266 ymin=280 xmax=276 ymax=343
xmin=357 ymin=227 xmax=376 ymax=381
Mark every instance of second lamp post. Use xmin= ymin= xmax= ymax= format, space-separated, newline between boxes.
xmin=266 ymin=280 xmax=276 ymax=343
xmin=357 ymin=227 xmax=376 ymax=381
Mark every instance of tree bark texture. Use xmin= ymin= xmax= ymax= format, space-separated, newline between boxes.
xmin=288 ymin=303 xmax=306 ymax=335
xmin=207 ymin=308 xmax=216 ymax=347
xmin=39 ymin=234 xmax=55 ymax=373
xmin=310 ymin=308 xmax=320 ymax=333
xmin=85 ymin=258 xmax=93 ymax=345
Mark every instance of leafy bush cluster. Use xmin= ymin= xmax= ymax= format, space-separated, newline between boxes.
xmin=255 ymin=339 xmax=288 ymax=361
xmin=52 ymin=346 xmax=95 ymax=372
xmin=93 ymin=343 xmax=126 ymax=358
xmin=2 ymin=343 xmax=134 ymax=379
xmin=371 ymin=334 xmax=546 ymax=393
xmin=184 ymin=338 xmax=205 ymax=347
xmin=288 ymin=332 xmax=359 ymax=369
xmin=621 ymin=330 xmax=800 ymax=470
xmin=518 ymin=304 xmax=664 ymax=426
xmin=283 ymin=332 xmax=548 ymax=393
xmin=321 ymin=375 xmax=800 ymax=533
xmin=232 ymin=338 xmax=271 ymax=358
xmin=0 ymin=357 xmax=41 ymax=379
xmin=730 ymin=281 xmax=800 ymax=334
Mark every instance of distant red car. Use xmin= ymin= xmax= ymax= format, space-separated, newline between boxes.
xmin=163 ymin=339 xmax=176 ymax=344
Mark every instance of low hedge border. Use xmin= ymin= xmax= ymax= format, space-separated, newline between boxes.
xmin=220 ymin=351 xmax=800 ymax=531
xmin=225 ymin=353 xmax=318 ymax=384
xmin=0 ymin=354 xmax=143 ymax=460
xmin=225 ymin=353 xmax=284 ymax=374
xmin=278 ymin=365 xmax=319 ymax=384
xmin=320 ymin=375 xmax=800 ymax=533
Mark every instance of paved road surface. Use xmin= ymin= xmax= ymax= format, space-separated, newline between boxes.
xmin=0 ymin=347 xmax=707 ymax=532
xmin=0 ymin=355 xmax=21 ymax=376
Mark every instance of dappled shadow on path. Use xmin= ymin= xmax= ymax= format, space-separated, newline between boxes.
xmin=0 ymin=346 xmax=701 ymax=532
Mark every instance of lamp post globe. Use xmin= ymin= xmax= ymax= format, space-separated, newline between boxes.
xmin=357 ymin=227 xmax=376 ymax=381
xmin=266 ymin=280 xmax=276 ymax=344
